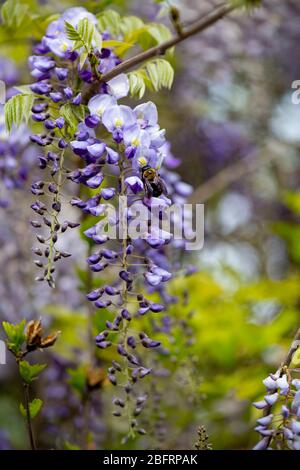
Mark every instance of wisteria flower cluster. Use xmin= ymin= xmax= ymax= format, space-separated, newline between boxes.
xmin=254 ymin=371 xmax=300 ymax=450
xmin=0 ymin=59 xmax=37 ymax=208
xmin=21 ymin=6 xmax=194 ymax=438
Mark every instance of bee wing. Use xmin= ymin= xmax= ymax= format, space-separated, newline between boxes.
xmin=160 ymin=177 xmax=168 ymax=196
xmin=144 ymin=179 xmax=153 ymax=198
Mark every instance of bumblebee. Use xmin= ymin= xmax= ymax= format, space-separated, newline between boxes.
xmin=140 ymin=164 xmax=168 ymax=198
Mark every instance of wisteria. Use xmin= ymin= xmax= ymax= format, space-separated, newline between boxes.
xmin=0 ymin=58 xmax=38 ymax=207
xmin=2 ymin=0 xmax=300 ymax=455
xmin=22 ymin=6 xmax=198 ymax=437
xmin=253 ymin=331 xmax=300 ymax=450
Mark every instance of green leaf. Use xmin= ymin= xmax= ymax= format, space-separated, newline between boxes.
xmin=60 ymin=103 xmax=86 ymax=132
xmin=97 ymin=10 xmax=122 ymax=37
xmin=145 ymin=59 xmax=174 ymax=92
xmin=128 ymin=71 xmax=146 ymax=99
xmin=229 ymin=0 xmax=262 ymax=9
xmin=64 ymin=441 xmax=81 ymax=450
xmin=282 ymin=191 xmax=300 ymax=215
xmin=147 ymin=23 xmax=172 ymax=44
xmin=65 ymin=18 xmax=102 ymax=54
xmin=20 ymin=398 xmax=43 ymax=419
xmin=2 ymin=320 xmax=26 ymax=354
xmin=121 ymin=15 xmax=144 ymax=36
xmin=19 ymin=361 xmax=47 ymax=383
xmin=102 ymin=39 xmax=134 ymax=56
xmin=291 ymin=347 xmax=300 ymax=368
xmin=4 ymin=93 xmax=35 ymax=132
xmin=1 ymin=0 xmax=29 ymax=29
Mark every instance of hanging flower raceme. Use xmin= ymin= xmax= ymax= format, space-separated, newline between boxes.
xmin=253 ymin=371 xmax=300 ymax=450
xmin=24 ymin=6 xmax=194 ymax=438
xmin=0 ymin=57 xmax=38 ymax=208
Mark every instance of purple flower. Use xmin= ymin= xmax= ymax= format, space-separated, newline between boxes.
xmin=100 ymin=188 xmax=116 ymax=200
xmin=102 ymin=105 xmax=136 ymax=142
xmin=107 ymin=74 xmax=129 ymax=99
xmin=95 ymin=299 xmax=111 ymax=308
xmin=86 ymin=174 xmax=104 ymax=189
xmin=72 ymin=93 xmax=82 ymax=105
xmin=87 ymin=289 xmax=102 ymax=301
xmin=85 ymin=114 xmax=100 ymax=128
xmin=88 ymin=94 xmax=116 ymax=118
xmin=134 ymin=102 xmax=158 ymax=128
xmin=106 ymin=147 xmax=119 ymax=164
xmin=125 ymin=176 xmax=144 ymax=194
xmin=277 ymin=375 xmax=289 ymax=395
xmin=87 ymin=143 xmax=106 ymax=158
xmin=257 ymin=414 xmax=273 ymax=426
xmin=263 ymin=376 xmax=277 ymax=390
xmin=253 ymin=400 xmax=267 ymax=410
xmin=144 ymin=272 xmax=162 ymax=286
xmin=49 ymin=92 xmax=63 ymax=103
xmin=253 ymin=438 xmax=269 ymax=450
xmin=264 ymin=393 xmax=279 ymax=406
xmin=291 ymin=420 xmax=300 ymax=435
xmin=70 ymin=140 xmax=89 ymax=156
xmin=55 ymin=67 xmax=68 ymax=80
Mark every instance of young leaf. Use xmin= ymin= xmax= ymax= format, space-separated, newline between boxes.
xmin=128 ymin=71 xmax=146 ymax=99
xmin=60 ymin=103 xmax=86 ymax=132
xmin=121 ymin=15 xmax=144 ymax=37
xmin=2 ymin=320 xmax=26 ymax=354
xmin=147 ymin=23 xmax=173 ymax=44
xmin=291 ymin=348 xmax=300 ymax=368
xmin=1 ymin=0 xmax=29 ymax=29
xmin=19 ymin=361 xmax=47 ymax=383
xmin=4 ymin=93 xmax=35 ymax=132
xmin=97 ymin=10 xmax=122 ymax=37
xmin=20 ymin=398 xmax=43 ymax=419
xmin=145 ymin=59 xmax=174 ymax=91
xmin=102 ymin=39 xmax=134 ymax=57
xmin=65 ymin=18 xmax=102 ymax=53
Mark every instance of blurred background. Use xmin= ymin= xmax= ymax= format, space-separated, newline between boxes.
xmin=0 ymin=0 xmax=300 ymax=450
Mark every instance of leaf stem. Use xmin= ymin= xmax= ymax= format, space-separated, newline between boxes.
xmin=23 ymin=382 xmax=36 ymax=450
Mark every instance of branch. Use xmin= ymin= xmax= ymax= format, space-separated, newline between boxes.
xmin=23 ymin=382 xmax=36 ymax=450
xmin=98 ymin=3 xmax=236 ymax=84
xmin=281 ymin=328 xmax=300 ymax=369
xmin=188 ymin=153 xmax=276 ymax=203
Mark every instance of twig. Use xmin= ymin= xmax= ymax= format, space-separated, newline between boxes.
xmin=281 ymin=328 xmax=300 ymax=369
xmin=99 ymin=3 xmax=235 ymax=84
xmin=82 ymin=2 xmax=236 ymax=102
xmin=188 ymin=153 xmax=276 ymax=203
